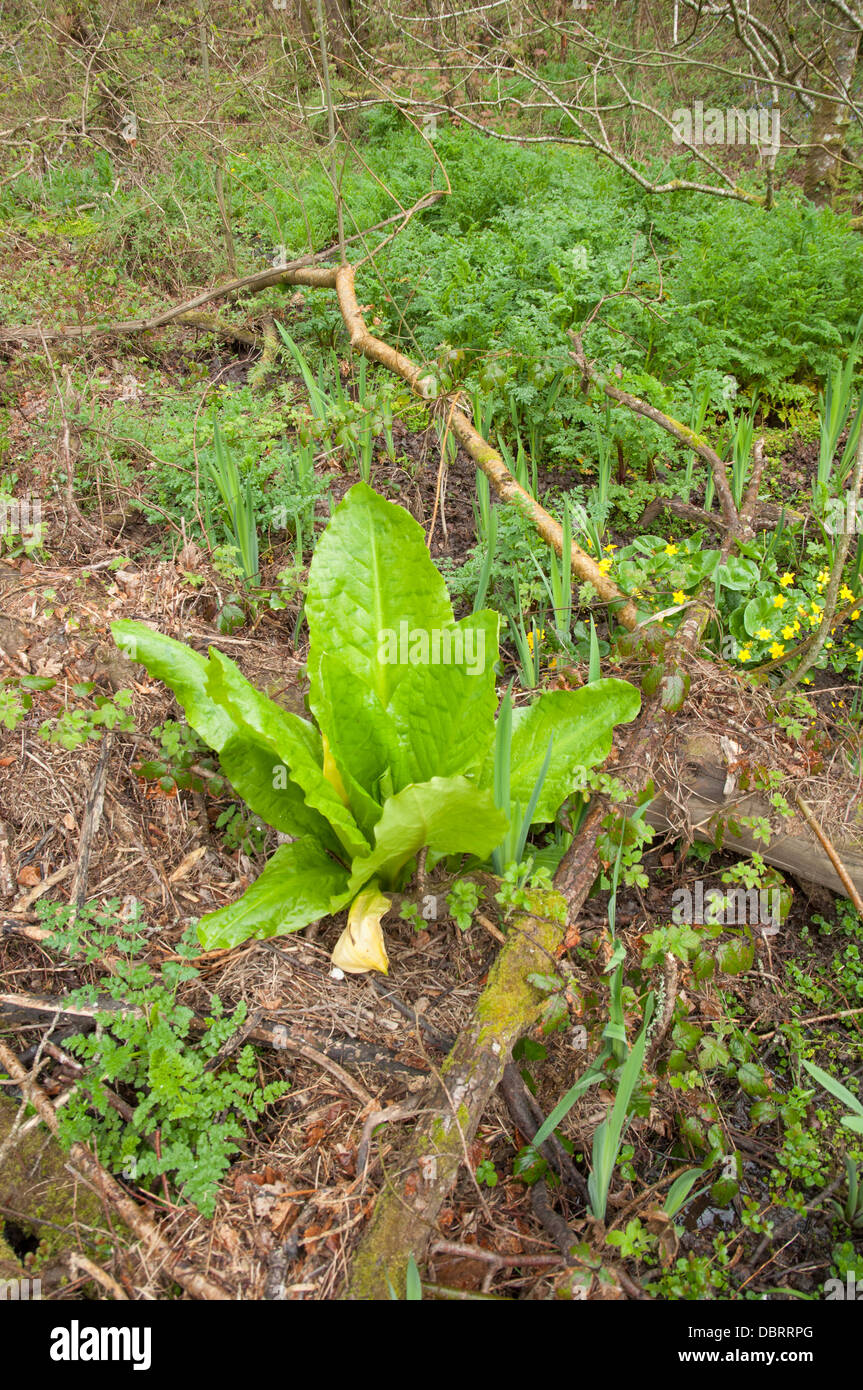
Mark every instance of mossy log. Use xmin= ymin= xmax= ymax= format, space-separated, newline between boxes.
xmin=0 ymin=1096 xmax=113 ymax=1291
xmin=343 ymin=893 xmax=567 ymax=1300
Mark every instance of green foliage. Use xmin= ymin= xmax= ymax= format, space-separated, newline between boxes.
xmin=113 ymin=484 xmax=640 ymax=952
xmin=38 ymin=898 xmax=287 ymax=1218
xmin=607 ymin=525 xmax=863 ymax=682
xmin=475 ymin=1158 xmax=499 ymax=1188
xmin=445 ymin=877 xmax=483 ymax=932
xmin=206 ymin=420 xmax=260 ymax=585
xmin=0 ymin=681 xmax=30 ymax=730
xmin=802 ymin=1059 xmax=863 ymax=1137
xmin=40 ymin=688 xmax=135 ymax=750
xmin=133 ymin=720 xmax=226 ymax=795
xmin=587 ymin=997 xmax=654 ymax=1221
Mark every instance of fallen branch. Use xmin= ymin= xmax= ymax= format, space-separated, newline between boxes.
xmin=569 ymin=331 xmax=741 ymax=537
xmin=794 ymin=796 xmax=863 ymax=916
xmin=333 ymin=262 xmax=640 ymax=629
xmin=70 ymin=731 xmax=114 ymax=908
xmin=0 ymin=990 xmax=411 ymax=1094
xmin=0 ymin=195 xmax=445 ymax=345
xmin=342 ymin=897 xmax=569 ymax=1299
xmin=645 ymin=732 xmax=863 ymax=901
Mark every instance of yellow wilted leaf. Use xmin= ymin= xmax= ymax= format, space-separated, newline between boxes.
xmin=332 ymin=885 xmax=391 ymax=975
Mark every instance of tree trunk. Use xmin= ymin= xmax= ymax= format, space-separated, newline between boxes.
xmin=803 ymin=21 xmax=861 ymax=207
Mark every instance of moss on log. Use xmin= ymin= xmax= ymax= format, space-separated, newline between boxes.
xmin=344 ymin=891 xmax=567 ymax=1300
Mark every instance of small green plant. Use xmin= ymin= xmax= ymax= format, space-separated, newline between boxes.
xmin=830 ymin=1157 xmax=863 ymax=1231
xmin=587 ymin=997 xmax=654 ymax=1221
xmin=133 ymin=720 xmax=225 ymax=795
xmin=802 ymin=1058 xmax=863 ymax=1135
xmin=40 ymin=687 xmax=135 ymax=750
xmin=215 ymin=804 xmax=269 ymax=856
xmin=0 ymin=681 xmax=30 ymax=731
xmin=475 ymin=1158 xmax=499 ymax=1188
xmin=605 ymin=1218 xmax=655 ymax=1261
xmin=38 ymin=898 xmax=288 ymax=1217
xmin=446 ymin=878 xmax=483 ymax=931
xmin=206 ymin=420 xmax=260 ymax=586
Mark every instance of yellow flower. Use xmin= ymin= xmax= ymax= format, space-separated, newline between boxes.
xmin=664 ymin=543 xmax=678 ymax=556
xmin=781 ymin=625 xmax=795 ymax=641
xmin=780 ymin=573 xmax=794 ymax=587
xmin=738 ymin=646 xmax=752 ymax=662
xmin=769 ymin=642 xmax=785 ymax=659
xmin=597 ymin=558 xmax=612 ymax=575
xmin=331 ymin=885 xmax=391 ymax=976
xmin=772 ymin=594 xmax=786 ymax=608
xmin=604 ymin=543 xmax=617 ymax=552
xmin=853 ymin=610 xmax=861 ymax=620
xmin=756 ymin=627 xmax=772 ymax=640
xmin=856 ymin=647 xmax=863 ymax=662
xmin=526 ymin=628 xmax=546 ymax=652
xmin=672 ymin=590 xmax=686 ymax=605
xmin=840 ymin=584 xmax=855 ymax=602
xmin=797 ymin=604 xmax=807 ymax=616
xmin=817 ymin=569 xmax=830 ymax=584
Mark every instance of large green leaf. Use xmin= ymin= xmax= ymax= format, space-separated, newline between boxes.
xmin=111 ymin=620 xmax=234 ymax=751
xmin=309 ymin=653 xmax=393 ymax=835
xmin=206 ymin=650 xmax=369 ymax=860
xmin=387 ymin=610 xmax=500 ymax=786
xmin=507 ymin=680 xmax=641 ymax=824
xmin=218 ymin=735 xmax=342 ymax=850
xmin=197 ymin=838 xmax=351 ymax=950
xmin=348 ymin=776 xmax=508 ymax=893
xmin=305 ymin=482 xmax=454 ymax=709
xmin=112 ymin=621 xmax=349 ymax=854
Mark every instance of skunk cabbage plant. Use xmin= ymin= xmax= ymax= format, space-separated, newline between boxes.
xmin=113 ymin=483 xmax=639 ymax=969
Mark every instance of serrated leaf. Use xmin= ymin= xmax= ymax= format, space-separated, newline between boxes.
xmin=697 ymin=1036 xmax=730 ymax=1070
xmin=737 ymin=1062 xmax=769 ymax=1098
xmin=715 ymin=936 xmax=754 ymax=975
